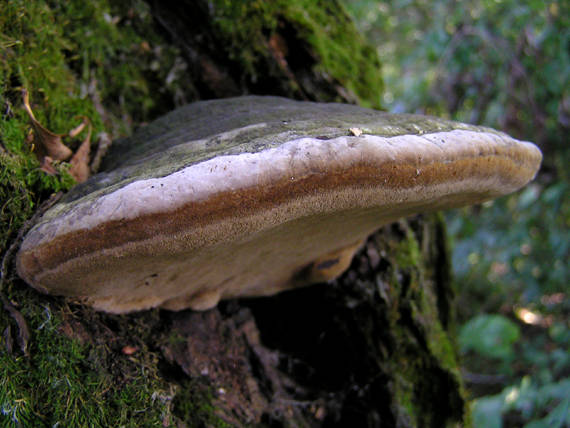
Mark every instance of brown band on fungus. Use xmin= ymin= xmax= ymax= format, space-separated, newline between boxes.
xmin=19 ymin=150 xmax=537 ymax=286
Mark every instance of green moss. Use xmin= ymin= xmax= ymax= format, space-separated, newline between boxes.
xmin=284 ymin=0 xmax=383 ymax=108
xmin=379 ymin=218 xmax=467 ymax=426
xmin=0 ymin=300 xmax=174 ymax=427
xmin=172 ymin=379 xmax=231 ymax=428
xmin=0 ymin=148 xmax=76 ymax=251
xmin=0 ymin=1 xmax=103 ymax=140
xmin=0 ymin=153 xmax=33 ymax=251
xmin=390 ymin=372 xmax=418 ymax=425
xmin=48 ymin=0 xmax=195 ymax=128
xmin=394 ymin=225 xmax=422 ymax=269
xmin=210 ymin=0 xmax=383 ymax=108
xmin=0 ymin=0 xmax=94 ymax=249
xmin=391 ymin=219 xmax=458 ymax=367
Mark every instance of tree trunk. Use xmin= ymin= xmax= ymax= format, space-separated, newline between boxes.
xmin=0 ymin=1 xmax=466 ymax=426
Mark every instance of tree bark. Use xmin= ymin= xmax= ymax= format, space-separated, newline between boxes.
xmin=147 ymin=0 xmax=382 ymax=107
xmin=0 ymin=1 xmax=466 ymax=426
xmin=146 ymin=3 xmax=467 ymax=426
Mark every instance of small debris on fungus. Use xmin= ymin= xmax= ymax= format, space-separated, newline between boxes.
xmin=121 ymin=345 xmax=138 ymax=355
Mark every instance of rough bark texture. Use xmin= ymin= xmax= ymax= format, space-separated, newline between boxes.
xmin=1 ymin=1 xmax=466 ymax=426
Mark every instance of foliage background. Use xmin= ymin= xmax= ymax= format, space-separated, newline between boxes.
xmin=342 ymin=0 xmax=569 ymax=427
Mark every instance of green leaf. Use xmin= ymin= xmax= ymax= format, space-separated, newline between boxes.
xmin=459 ymin=314 xmax=521 ymax=360
xmin=523 ymin=397 xmax=570 ymax=428
xmin=472 ymin=395 xmax=504 ymax=428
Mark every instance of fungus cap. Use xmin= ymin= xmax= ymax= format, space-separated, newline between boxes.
xmin=16 ymin=96 xmax=542 ymax=313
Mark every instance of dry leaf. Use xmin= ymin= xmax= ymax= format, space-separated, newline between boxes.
xmin=22 ymin=89 xmax=72 ymax=162
xmin=69 ymin=117 xmax=92 ymax=183
xmin=68 ymin=119 xmax=88 ymax=138
xmin=23 ymin=90 xmax=93 ymax=183
xmin=39 ymin=156 xmax=57 ymax=175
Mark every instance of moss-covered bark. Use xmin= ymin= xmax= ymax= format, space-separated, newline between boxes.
xmin=1 ymin=1 xmax=467 ymax=426
xmin=148 ymin=0 xmax=383 ymax=107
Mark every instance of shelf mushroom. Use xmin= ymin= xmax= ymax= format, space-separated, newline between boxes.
xmin=16 ymin=96 xmax=542 ymax=313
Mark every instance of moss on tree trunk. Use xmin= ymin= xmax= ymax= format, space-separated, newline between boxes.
xmin=0 ymin=0 xmax=467 ymax=426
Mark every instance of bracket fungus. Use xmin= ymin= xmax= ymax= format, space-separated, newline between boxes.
xmin=16 ymin=96 xmax=542 ymax=313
